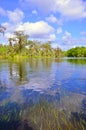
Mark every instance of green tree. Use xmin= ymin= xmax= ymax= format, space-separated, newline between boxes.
xmin=41 ymin=42 xmax=52 ymax=57
xmin=14 ymin=31 xmax=29 ymax=54
xmin=67 ymin=46 xmax=86 ymax=57
xmin=27 ymin=40 xmax=40 ymax=57
xmin=54 ymin=47 xmax=63 ymax=57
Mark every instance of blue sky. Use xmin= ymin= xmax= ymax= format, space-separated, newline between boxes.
xmin=0 ymin=0 xmax=86 ymax=50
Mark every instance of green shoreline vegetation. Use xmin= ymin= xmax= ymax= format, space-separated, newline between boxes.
xmin=1 ymin=39 xmax=86 ymax=59
xmin=0 ymin=40 xmax=86 ymax=60
xmin=0 ymin=42 xmax=64 ymax=59
xmin=0 ymin=27 xmax=86 ymax=59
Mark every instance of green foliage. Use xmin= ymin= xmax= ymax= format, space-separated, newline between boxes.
xmin=0 ymin=29 xmax=86 ymax=58
xmin=0 ymin=30 xmax=64 ymax=58
xmin=0 ymin=41 xmax=64 ymax=58
xmin=0 ymin=45 xmax=8 ymax=58
xmin=67 ymin=47 xmax=86 ymax=57
xmin=13 ymin=31 xmax=29 ymax=54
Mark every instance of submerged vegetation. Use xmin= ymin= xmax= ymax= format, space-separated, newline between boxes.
xmin=0 ymin=101 xmax=86 ymax=130
xmin=22 ymin=102 xmax=86 ymax=130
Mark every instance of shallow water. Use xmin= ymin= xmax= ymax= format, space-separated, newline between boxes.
xmin=0 ymin=58 xmax=86 ymax=129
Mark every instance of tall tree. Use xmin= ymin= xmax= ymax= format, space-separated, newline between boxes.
xmin=41 ymin=42 xmax=52 ymax=56
xmin=14 ymin=31 xmax=29 ymax=53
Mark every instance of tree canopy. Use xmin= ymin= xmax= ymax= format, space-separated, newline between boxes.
xmin=66 ymin=47 xmax=86 ymax=57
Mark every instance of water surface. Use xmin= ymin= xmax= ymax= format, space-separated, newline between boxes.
xmin=0 ymin=58 xmax=86 ymax=129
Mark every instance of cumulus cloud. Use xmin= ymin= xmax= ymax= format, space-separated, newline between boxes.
xmin=7 ymin=9 xmax=24 ymax=23
xmin=0 ymin=7 xmax=24 ymax=23
xmin=56 ymin=0 xmax=86 ymax=19
xmin=3 ymin=20 xmax=56 ymax=42
xmin=20 ymin=0 xmax=86 ymax=20
xmin=16 ymin=21 xmax=56 ymax=41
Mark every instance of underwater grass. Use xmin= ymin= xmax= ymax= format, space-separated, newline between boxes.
xmin=21 ymin=101 xmax=86 ymax=130
xmin=0 ymin=101 xmax=86 ymax=130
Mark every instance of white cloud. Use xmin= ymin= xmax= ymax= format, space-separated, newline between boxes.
xmin=0 ymin=7 xmax=24 ymax=23
xmin=62 ymin=31 xmax=72 ymax=45
xmin=57 ymin=27 xmax=63 ymax=34
xmin=0 ymin=7 xmax=6 ymax=16
xmin=2 ymin=22 xmax=17 ymax=32
xmin=46 ymin=15 xmax=57 ymax=23
xmin=56 ymin=0 xmax=86 ymax=19
xmin=46 ymin=14 xmax=63 ymax=25
xmin=7 ymin=9 xmax=24 ymax=23
xmin=32 ymin=10 xmax=38 ymax=15
xmin=2 ymin=20 xmax=56 ymax=41
xmin=2 ymin=20 xmax=56 ymax=42
xmin=5 ymin=32 xmax=15 ymax=39
xmin=20 ymin=0 xmax=86 ymax=20
xmin=48 ymin=34 xmax=56 ymax=41
xmin=61 ymin=31 xmax=86 ymax=48
xmin=1 ymin=22 xmax=18 ymax=43
xmin=16 ymin=21 xmax=56 ymax=41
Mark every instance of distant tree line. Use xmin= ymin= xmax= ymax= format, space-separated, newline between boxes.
xmin=0 ymin=30 xmax=63 ymax=58
xmin=66 ymin=47 xmax=86 ymax=57
xmin=0 ymin=25 xmax=86 ymax=58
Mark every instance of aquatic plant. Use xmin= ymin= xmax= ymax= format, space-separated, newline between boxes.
xmin=22 ymin=102 xmax=86 ymax=130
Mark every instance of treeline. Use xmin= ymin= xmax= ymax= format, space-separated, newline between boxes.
xmin=0 ymin=31 xmax=63 ymax=58
xmin=1 ymin=42 xmax=86 ymax=58
xmin=0 ymin=42 xmax=63 ymax=58
xmin=66 ymin=47 xmax=86 ymax=57
xmin=0 ymin=27 xmax=86 ymax=58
